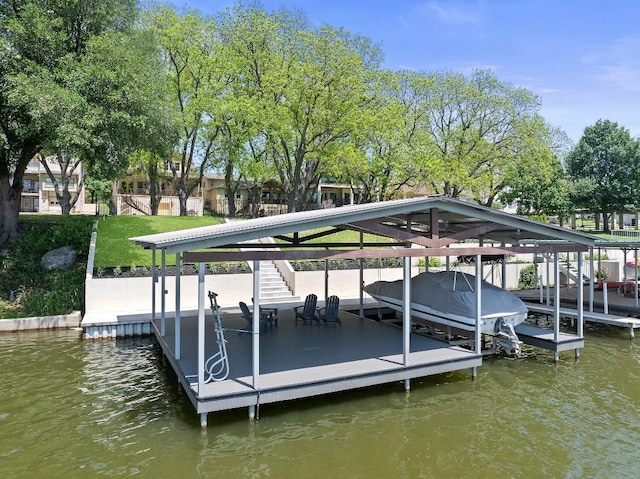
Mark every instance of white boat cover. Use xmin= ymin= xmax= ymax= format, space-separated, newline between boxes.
xmin=364 ymin=271 xmax=528 ymax=329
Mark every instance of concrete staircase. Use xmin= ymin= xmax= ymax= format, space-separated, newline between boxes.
xmin=258 ymin=261 xmax=297 ymax=303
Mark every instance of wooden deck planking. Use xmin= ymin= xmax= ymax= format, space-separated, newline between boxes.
xmin=153 ymin=308 xmax=481 ymax=414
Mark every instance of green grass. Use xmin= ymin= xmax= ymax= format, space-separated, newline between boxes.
xmin=94 ymin=215 xmax=225 ymax=267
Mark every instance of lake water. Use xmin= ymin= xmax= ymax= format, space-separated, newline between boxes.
xmin=1 ymin=326 xmax=639 ymax=478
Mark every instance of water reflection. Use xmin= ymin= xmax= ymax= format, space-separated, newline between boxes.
xmin=1 ymin=330 xmax=640 ymax=478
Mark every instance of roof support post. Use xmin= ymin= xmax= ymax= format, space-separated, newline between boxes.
xmin=403 ymin=217 xmax=412 ymax=370
xmin=252 ymin=260 xmax=261 ymax=390
xmin=554 ymin=253 xmax=560 ymax=362
xmin=324 ymin=258 xmax=329 ymax=306
xmin=576 ymin=251 xmax=584 ymax=359
xmin=589 ymin=248 xmax=594 ymax=313
xmin=546 ymin=253 xmax=551 ymax=306
xmin=402 ymin=255 xmax=411 ymax=369
xmin=175 ymin=253 xmax=181 ymax=360
xmin=161 ymin=249 xmax=166 ymax=337
xmin=359 ymin=231 xmax=364 ymax=319
xmin=151 ymin=247 xmax=156 ymax=325
xmin=635 ymin=249 xmax=639 ymax=308
xmin=501 ymin=244 xmax=507 ymax=289
xmin=473 ymin=254 xmax=482 ymax=379
xmin=197 ymin=262 xmax=205 ymax=397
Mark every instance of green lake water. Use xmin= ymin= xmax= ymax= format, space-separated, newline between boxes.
xmin=1 ymin=326 xmax=639 ymax=478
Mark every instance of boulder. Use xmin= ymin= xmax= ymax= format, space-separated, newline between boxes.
xmin=42 ymin=246 xmax=77 ymax=271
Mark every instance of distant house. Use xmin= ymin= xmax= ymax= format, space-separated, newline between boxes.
xmin=22 ymin=158 xmax=364 ymax=217
xmin=20 ymin=156 xmax=97 ymax=215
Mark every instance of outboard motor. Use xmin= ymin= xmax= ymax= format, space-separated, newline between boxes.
xmin=493 ymin=319 xmax=523 ymax=357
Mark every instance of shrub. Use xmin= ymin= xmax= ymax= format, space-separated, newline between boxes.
xmin=518 ymin=264 xmax=540 ymax=289
xmin=113 ymin=265 xmax=122 ymax=277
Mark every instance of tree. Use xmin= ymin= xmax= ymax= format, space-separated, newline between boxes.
xmin=146 ymin=6 xmax=229 ymax=216
xmin=218 ymin=4 xmax=382 ymax=212
xmin=566 ymin=119 xmax=640 ymax=233
xmin=0 ymin=0 xmax=139 ymax=240
xmin=419 ymin=70 xmax=545 ymax=206
xmin=341 ymin=69 xmax=431 ymax=202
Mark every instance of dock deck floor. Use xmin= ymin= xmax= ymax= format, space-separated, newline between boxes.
xmin=525 ymin=302 xmax=640 ymax=339
xmin=152 ymin=307 xmax=482 ymax=415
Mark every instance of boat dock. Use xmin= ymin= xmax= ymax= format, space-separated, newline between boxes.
xmin=152 ymin=304 xmax=481 ymax=423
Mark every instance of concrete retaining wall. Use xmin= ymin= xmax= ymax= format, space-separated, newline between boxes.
xmin=0 ymin=311 xmax=82 ymax=332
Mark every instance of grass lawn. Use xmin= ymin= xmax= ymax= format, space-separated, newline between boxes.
xmin=94 ymin=215 xmax=225 ymax=267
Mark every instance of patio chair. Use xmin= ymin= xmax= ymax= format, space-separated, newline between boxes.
xmin=239 ymin=301 xmax=275 ymax=331
xmin=317 ymin=295 xmax=341 ymax=325
xmin=294 ymin=294 xmax=318 ymax=323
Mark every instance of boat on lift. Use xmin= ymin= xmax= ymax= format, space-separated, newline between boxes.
xmin=364 ymin=270 xmax=528 ymax=356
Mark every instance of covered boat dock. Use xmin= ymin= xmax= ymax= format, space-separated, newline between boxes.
xmin=131 ymin=196 xmax=599 ymax=427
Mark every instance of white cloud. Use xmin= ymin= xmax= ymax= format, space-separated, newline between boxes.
xmin=583 ymin=36 xmax=640 ymax=92
xmin=416 ymin=0 xmax=483 ymax=25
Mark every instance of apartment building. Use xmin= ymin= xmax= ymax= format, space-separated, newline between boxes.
xmin=20 ymin=156 xmax=96 ymax=215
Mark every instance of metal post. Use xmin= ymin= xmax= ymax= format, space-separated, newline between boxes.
xmin=635 ymin=249 xmax=639 ymax=308
xmin=161 ymin=249 xmax=166 ymax=336
xmin=576 ymin=252 xmax=584 ymax=359
xmin=589 ymin=248 xmax=594 ymax=313
xmin=402 ymin=256 xmax=411 ymax=369
xmin=445 ymin=254 xmax=450 ymax=272
xmin=200 ymin=412 xmax=207 ymax=429
xmin=151 ymin=248 xmax=156 ymax=324
xmin=546 ymin=254 xmax=551 ymax=306
xmin=501 ymin=253 xmax=507 ymax=289
xmin=472 ymin=254 xmax=482 ymax=378
xmin=175 ymin=254 xmax=181 ymax=360
xmin=539 ymin=275 xmax=544 ymax=303
xmin=554 ymin=253 xmax=560 ymax=363
xmin=603 ymin=283 xmax=609 ymax=315
xmin=359 ymin=231 xmax=364 ymax=319
xmin=324 ymin=258 xmax=329 ymax=305
xmin=252 ymin=260 xmax=260 ymax=390
xmin=197 ymin=262 xmax=205 ymax=398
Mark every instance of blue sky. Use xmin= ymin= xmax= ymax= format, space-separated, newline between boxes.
xmin=178 ymin=0 xmax=640 ymax=144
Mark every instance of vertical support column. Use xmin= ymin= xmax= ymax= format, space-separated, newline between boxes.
xmin=151 ymin=248 xmax=157 ymax=324
xmin=501 ymin=251 xmax=507 ymax=289
xmin=546 ymin=254 xmax=551 ymax=306
xmin=359 ymin=231 xmax=364 ymax=319
xmin=197 ymin=262 xmax=205 ymax=398
xmin=576 ymin=251 xmax=584 ymax=359
xmin=553 ymin=253 xmax=560 ymax=363
xmin=324 ymin=258 xmax=329 ymax=305
xmin=589 ymin=248 xmax=594 ymax=313
xmin=402 ymin=256 xmax=411 ymax=390
xmin=403 ymin=216 xmax=413 ymax=392
xmin=200 ymin=412 xmax=207 ymax=429
xmin=472 ymin=255 xmax=482 ymax=379
xmin=161 ymin=249 xmax=166 ymax=336
xmin=252 ymin=260 xmax=260 ymax=390
xmin=175 ymin=253 xmax=182 ymax=360
xmin=635 ymin=249 xmax=639 ymax=308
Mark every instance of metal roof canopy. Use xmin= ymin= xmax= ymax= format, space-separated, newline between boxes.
xmin=130 ymin=196 xmax=598 ymax=261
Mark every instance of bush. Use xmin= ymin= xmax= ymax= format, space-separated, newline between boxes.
xmin=518 ymin=264 xmax=540 ymax=289
xmin=0 ymin=216 xmax=92 ymax=318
